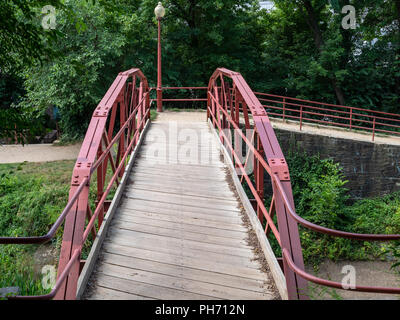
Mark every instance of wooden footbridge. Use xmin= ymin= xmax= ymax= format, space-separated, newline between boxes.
xmin=1 ymin=68 xmax=400 ymax=300
xmin=83 ymin=115 xmax=277 ymax=300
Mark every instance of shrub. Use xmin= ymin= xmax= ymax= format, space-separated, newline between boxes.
xmin=266 ymin=150 xmax=400 ymax=268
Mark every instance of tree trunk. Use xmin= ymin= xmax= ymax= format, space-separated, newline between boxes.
xmin=301 ymin=0 xmax=346 ymax=105
xmin=330 ymin=78 xmax=346 ymax=106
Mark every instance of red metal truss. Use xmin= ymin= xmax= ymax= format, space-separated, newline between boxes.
xmin=207 ymin=67 xmax=400 ymax=299
xmin=0 ymin=68 xmax=151 ymax=300
xmin=207 ymin=67 xmax=308 ymax=300
xmin=55 ymin=68 xmax=150 ymax=300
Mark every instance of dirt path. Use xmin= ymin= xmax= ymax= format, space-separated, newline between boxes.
xmin=2 ymin=109 xmax=397 ymax=165
xmin=306 ymin=260 xmax=400 ymax=300
xmin=0 ymin=143 xmax=81 ymax=164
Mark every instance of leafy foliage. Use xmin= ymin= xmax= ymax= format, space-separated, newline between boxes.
xmin=0 ymin=0 xmax=62 ymax=71
xmin=20 ymin=1 xmax=127 ymax=138
xmin=284 ymin=151 xmax=400 ymax=267
xmin=260 ymin=0 xmax=399 ymax=112
xmin=19 ymin=0 xmax=268 ymax=137
xmin=288 ymin=151 xmax=349 ymax=229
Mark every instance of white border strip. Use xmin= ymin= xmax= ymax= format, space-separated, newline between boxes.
xmin=207 ymin=119 xmax=288 ymax=300
xmin=76 ymin=119 xmax=151 ymax=299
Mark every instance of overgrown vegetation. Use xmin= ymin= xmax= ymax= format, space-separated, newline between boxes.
xmin=1 ymin=0 xmax=399 ymax=141
xmin=267 ymin=151 xmax=400 ymax=269
xmin=0 ymin=160 xmax=117 ymax=295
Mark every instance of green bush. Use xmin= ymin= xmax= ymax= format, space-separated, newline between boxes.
xmin=261 ymin=151 xmax=400 ymax=268
xmin=287 ymin=150 xmax=350 ymax=229
xmin=351 ymin=193 xmax=400 ymax=235
xmin=0 ymin=160 xmax=116 ymax=295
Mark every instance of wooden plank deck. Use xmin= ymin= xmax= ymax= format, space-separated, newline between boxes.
xmin=83 ymin=112 xmax=278 ymax=300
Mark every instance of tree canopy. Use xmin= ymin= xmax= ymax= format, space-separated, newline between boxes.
xmin=0 ymin=0 xmax=399 ymax=139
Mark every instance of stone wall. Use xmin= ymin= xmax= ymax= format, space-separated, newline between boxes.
xmin=274 ymin=129 xmax=400 ymax=200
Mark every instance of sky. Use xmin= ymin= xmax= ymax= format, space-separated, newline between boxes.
xmin=259 ymin=1 xmax=275 ymax=10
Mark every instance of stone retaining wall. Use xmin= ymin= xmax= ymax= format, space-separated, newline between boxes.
xmin=275 ymin=129 xmax=400 ymax=200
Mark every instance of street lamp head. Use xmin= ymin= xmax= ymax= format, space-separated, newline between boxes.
xmin=154 ymin=2 xmax=165 ymax=19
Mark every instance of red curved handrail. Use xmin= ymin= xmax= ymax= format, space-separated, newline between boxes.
xmin=0 ymin=68 xmax=151 ymax=300
xmin=0 ymin=177 xmax=88 ymax=244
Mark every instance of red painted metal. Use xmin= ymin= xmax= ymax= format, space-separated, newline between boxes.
xmin=0 ymin=68 xmax=150 ymax=300
xmin=255 ymin=92 xmax=400 ymax=141
xmin=272 ymin=176 xmax=400 ymax=241
xmin=8 ymin=249 xmax=81 ymax=300
xmin=150 ymin=85 xmax=400 ymax=142
xmin=207 ymin=68 xmax=308 ymax=299
xmin=157 ymin=18 xmax=163 ymax=112
xmin=150 ymin=87 xmax=207 ymax=105
xmin=283 ymin=249 xmax=400 ymax=294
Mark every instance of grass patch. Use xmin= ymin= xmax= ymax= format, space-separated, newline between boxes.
xmin=0 ymin=160 xmax=75 ymax=295
xmin=150 ymin=109 xmax=158 ymax=121
xmin=0 ymin=159 xmax=118 ymax=296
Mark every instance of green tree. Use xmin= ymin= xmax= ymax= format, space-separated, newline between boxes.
xmin=0 ymin=0 xmax=116 ymax=141
xmin=21 ymin=0 xmax=126 ymax=138
xmin=260 ymin=0 xmax=399 ymax=112
xmin=0 ymin=0 xmax=61 ymax=141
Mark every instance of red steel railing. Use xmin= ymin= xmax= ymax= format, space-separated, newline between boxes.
xmin=207 ymin=68 xmax=400 ymax=299
xmin=254 ymin=92 xmax=400 ymax=141
xmin=0 ymin=68 xmax=151 ymax=299
xmin=1 ymin=68 xmax=400 ymax=300
xmin=150 ymin=86 xmax=400 ymax=143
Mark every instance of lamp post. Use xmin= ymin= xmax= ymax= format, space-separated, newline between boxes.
xmin=155 ymin=2 xmax=165 ymax=112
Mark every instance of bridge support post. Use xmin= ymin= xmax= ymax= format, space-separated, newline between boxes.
xmin=272 ymin=177 xmax=308 ymax=300
xmin=96 ymin=144 xmax=104 ymax=227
